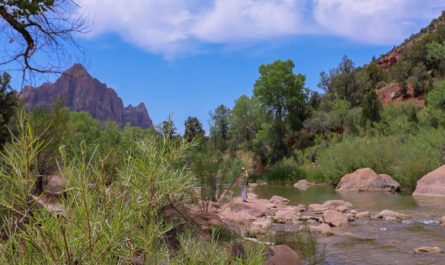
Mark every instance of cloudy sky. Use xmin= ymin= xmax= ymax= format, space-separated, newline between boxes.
xmin=26 ymin=0 xmax=445 ymax=131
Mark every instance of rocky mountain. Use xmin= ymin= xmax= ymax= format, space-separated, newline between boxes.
xmin=20 ymin=64 xmax=153 ymax=128
xmin=376 ymin=11 xmax=445 ymax=69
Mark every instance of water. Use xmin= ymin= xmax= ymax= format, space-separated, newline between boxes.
xmin=254 ymin=185 xmax=445 ymax=265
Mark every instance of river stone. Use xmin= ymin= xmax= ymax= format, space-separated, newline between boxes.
xmin=270 ymin=195 xmax=289 ymax=205
xmin=309 ymin=223 xmax=333 ymax=236
xmin=264 ymin=245 xmax=302 ymax=265
xmin=413 ymin=165 xmax=445 ymax=196
xmin=336 ymin=168 xmax=400 ymax=192
xmin=323 ymin=210 xmax=349 ymax=227
xmin=323 ymin=200 xmax=353 ymax=210
xmin=440 ymin=216 xmax=445 ymax=226
xmin=293 ymin=180 xmax=313 ymax=190
xmin=356 ymin=211 xmax=370 ymax=218
xmin=336 ymin=206 xmax=349 ymax=213
xmin=414 ymin=247 xmax=442 ymax=254
xmin=375 ymin=210 xmax=409 ymax=221
xmin=308 ymin=203 xmax=328 ymax=213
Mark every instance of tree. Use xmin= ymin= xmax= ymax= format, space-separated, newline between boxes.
xmin=229 ymin=95 xmax=262 ymax=148
xmin=159 ymin=116 xmax=177 ymax=140
xmin=0 ymin=72 xmax=18 ymax=146
xmin=184 ymin=116 xmax=205 ymax=142
xmin=210 ymin=105 xmax=231 ymax=152
xmin=318 ymin=56 xmax=363 ymax=106
xmin=361 ymin=90 xmax=382 ymax=124
xmin=0 ymin=1 xmax=86 ymax=79
xmin=427 ymin=81 xmax=445 ymax=111
xmin=253 ymin=60 xmax=308 ymax=161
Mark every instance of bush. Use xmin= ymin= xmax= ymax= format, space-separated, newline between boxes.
xmin=316 ymin=128 xmax=445 ymax=191
xmin=261 ymin=157 xmax=306 ymax=183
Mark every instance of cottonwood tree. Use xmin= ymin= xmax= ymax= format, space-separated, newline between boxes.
xmin=0 ymin=0 xmax=87 ymax=81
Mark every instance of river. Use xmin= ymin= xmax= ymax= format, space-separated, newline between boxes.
xmin=254 ymin=185 xmax=445 ymax=265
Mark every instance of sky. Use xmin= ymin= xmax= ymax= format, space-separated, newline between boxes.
xmin=10 ymin=0 xmax=445 ymax=132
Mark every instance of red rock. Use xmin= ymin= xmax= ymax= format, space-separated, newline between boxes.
xmin=413 ymin=165 xmax=445 ymax=196
xmin=264 ymin=245 xmax=302 ymax=265
xmin=20 ymin=64 xmax=153 ymax=128
xmin=323 ymin=210 xmax=349 ymax=227
xmin=336 ymin=168 xmax=400 ymax=192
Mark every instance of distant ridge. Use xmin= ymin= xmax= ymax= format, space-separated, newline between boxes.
xmin=20 ymin=64 xmax=153 ymax=128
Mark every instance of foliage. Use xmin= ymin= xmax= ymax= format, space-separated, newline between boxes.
xmin=316 ymin=128 xmax=445 ymax=191
xmin=427 ymin=81 xmax=445 ymax=111
xmin=0 ymin=72 xmax=18 ymax=147
xmin=184 ymin=116 xmax=205 ymax=142
xmin=361 ymin=90 xmax=382 ymax=124
xmin=261 ymin=157 xmax=305 ymax=184
xmin=210 ymin=104 xmax=231 ymax=152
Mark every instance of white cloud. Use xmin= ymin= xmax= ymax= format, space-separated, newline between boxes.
xmin=313 ymin=0 xmax=445 ymax=44
xmin=75 ymin=0 xmax=445 ymax=56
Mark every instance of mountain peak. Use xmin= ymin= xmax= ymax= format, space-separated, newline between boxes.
xmin=64 ymin=63 xmax=91 ymax=78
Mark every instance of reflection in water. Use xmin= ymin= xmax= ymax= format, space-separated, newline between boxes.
xmin=254 ymin=185 xmax=445 ymax=265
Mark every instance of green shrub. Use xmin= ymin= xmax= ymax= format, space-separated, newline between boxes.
xmin=261 ymin=157 xmax=306 ymax=183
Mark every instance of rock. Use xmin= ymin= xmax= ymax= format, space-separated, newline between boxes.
xmin=264 ymin=245 xmax=302 ymax=265
xmin=295 ymin=204 xmax=307 ymax=212
xmin=273 ymin=206 xmax=300 ymax=224
xmin=413 ymin=165 xmax=445 ymax=196
xmin=299 ymin=215 xmax=322 ymax=222
xmin=20 ymin=64 xmax=153 ymax=128
xmin=336 ymin=168 xmax=400 ymax=192
xmin=414 ymin=247 xmax=442 ymax=254
xmin=336 ymin=206 xmax=349 ymax=213
xmin=30 ymin=195 xmax=66 ymax=217
xmin=43 ymin=175 xmax=64 ymax=196
xmin=440 ymin=216 xmax=445 ymax=225
xmin=346 ymin=214 xmax=355 ymax=222
xmin=309 ymin=223 xmax=334 ymax=236
xmin=308 ymin=204 xmax=328 ymax=213
xmin=376 ymin=210 xmax=409 ymax=221
xmin=323 ymin=200 xmax=353 ymax=210
xmin=293 ymin=180 xmax=313 ymax=190
xmin=323 ymin=210 xmax=349 ymax=227
xmin=356 ymin=211 xmax=370 ymax=219
xmin=270 ymin=195 xmax=289 ymax=204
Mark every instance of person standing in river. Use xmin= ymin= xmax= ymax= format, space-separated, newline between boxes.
xmin=240 ymin=167 xmax=249 ymax=202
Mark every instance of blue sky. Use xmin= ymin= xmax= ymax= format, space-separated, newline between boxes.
xmin=9 ymin=0 xmax=445 ymax=132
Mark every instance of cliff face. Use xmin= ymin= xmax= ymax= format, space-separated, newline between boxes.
xmin=20 ymin=64 xmax=153 ymax=128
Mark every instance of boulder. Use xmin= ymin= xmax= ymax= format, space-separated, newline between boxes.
xmin=414 ymin=247 xmax=442 ymax=254
xmin=336 ymin=168 xmax=400 ymax=192
xmin=323 ymin=210 xmax=349 ymax=227
xmin=413 ymin=165 xmax=445 ymax=196
xmin=323 ymin=200 xmax=353 ymax=210
xmin=293 ymin=180 xmax=313 ymax=190
xmin=264 ymin=245 xmax=302 ymax=265
xmin=270 ymin=195 xmax=289 ymax=205
xmin=309 ymin=223 xmax=333 ymax=236
xmin=440 ymin=216 xmax=445 ymax=226
xmin=273 ymin=206 xmax=300 ymax=224
xmin=308 ymin=204 xmax=328 ymax=213
xmin=375 ymin=210 xmax=409 ymax=221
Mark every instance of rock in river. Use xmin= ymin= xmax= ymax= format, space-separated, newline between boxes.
xmin=413 ymin=165 xmax=445 ymax=196
xmin=337 ymin=168 xmax=400 ymax=192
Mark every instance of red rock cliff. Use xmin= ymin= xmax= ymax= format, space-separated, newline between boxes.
xmin=20 ymin=64 xmax=153 ymax=128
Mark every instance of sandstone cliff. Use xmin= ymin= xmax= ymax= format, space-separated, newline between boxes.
xmin=20 ymin=64 xmax=153 ymax=128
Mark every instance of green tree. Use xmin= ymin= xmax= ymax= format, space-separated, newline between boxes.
xmin=361 ymin=90 xmax=382 ymax=124
xmin=427 ymin=81 xmax=445 ymax=111
xmin=0 ymin=73 xmax=18 ymax=146
xmin=159 ymin=117 xmax=177 ymax=140
xmin=319 ymin=56 xmax=363 ymax=106
xmin=210 ymin=105 xmax=231 ymax=152
xmin=253 ymin=60 xmax=308 ymax=161
xmin=229 ymin=96 xmax=262 ymax=149
xmin=184 ymin=116 xmax=205 ymax=142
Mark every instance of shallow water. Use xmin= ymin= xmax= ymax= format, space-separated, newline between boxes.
xmin=254 ymin=185 xmax=445 ymax=265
